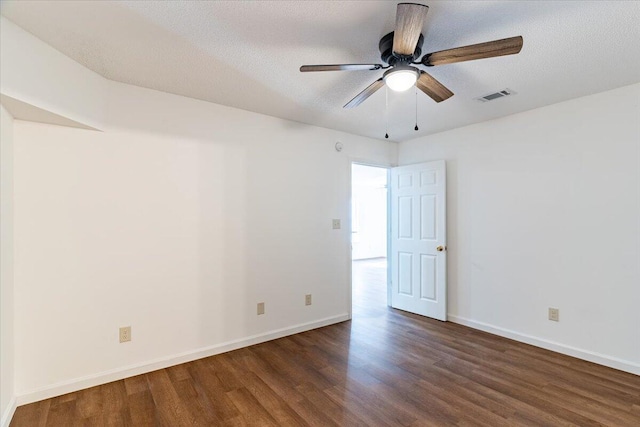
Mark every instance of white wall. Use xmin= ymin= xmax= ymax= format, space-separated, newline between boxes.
xmin=0 ymin=104 xmax=16 ymax=425
xmin=399 ymin=83 xmax=640 ymax=374
xmin=13 ymin=81 xmax=397 ymax=402
xmin=0 ymin=16 xmax=107 ymax=130
xmin=352 ymin=165 xmax=388 ymax=260
xmin=351 ymin=187 xmax=387 ymax=260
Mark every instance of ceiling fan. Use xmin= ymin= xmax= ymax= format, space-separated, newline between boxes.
xmin=300 ymin=3 xmax=523 ymax=108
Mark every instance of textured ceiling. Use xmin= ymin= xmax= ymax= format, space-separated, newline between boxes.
xmin=2 ymin=1 xmax=639 ymax=142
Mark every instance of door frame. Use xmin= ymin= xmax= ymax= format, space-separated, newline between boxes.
xmin=348 ymin=159 xmax=395 ymax=319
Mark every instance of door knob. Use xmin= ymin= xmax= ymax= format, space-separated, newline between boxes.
xmin=436 ymin=245 xmax=445 ymax=252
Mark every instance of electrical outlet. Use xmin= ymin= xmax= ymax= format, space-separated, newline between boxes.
xmin=332 ymin=219 xmax=341 ymax=229
xmin=305 ymin=294 xmax=312 ymax=306
xmin=119 ymin=326 xmax=131 ymax=343
xmin=548 ymin=308 xmax=559 ymax=322
xmin=257 ymin=302 xmax=265 ymax=315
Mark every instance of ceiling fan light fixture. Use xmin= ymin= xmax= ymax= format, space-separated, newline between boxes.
xmin=383 ymin=66 xmax=419 ymax=92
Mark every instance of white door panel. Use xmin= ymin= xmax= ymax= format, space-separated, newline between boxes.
xmin=390 ymin=161 xmax=446 ymax=320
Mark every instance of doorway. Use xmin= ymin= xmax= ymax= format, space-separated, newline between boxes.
xmin=351 ymin=163 xmax=390 ymax=314
xmin=350 ymin=160 xmax=448 ymax=321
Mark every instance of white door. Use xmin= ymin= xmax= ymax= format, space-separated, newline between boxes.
xmin=390 ymin=161 xmax=447 ymax=320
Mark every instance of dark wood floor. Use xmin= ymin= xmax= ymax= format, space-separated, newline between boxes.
xmin=12 ymin=258 xmax=640 ymax=426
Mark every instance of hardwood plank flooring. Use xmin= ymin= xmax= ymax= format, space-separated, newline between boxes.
xmin=11 ymin=258 xmax=640 ymax=426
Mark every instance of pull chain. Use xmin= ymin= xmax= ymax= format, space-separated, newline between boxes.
xmin=385 ymin=86 xmax=389 ymax=139
xmin=414 ymin=86 xmax=419 ymax=131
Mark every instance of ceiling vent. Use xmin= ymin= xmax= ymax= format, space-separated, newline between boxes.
xmin=476 ymin=88 xmax=515 ymax=102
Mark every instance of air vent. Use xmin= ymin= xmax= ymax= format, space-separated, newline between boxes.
xmin=476 ymin=88 xmax=516 ymax=102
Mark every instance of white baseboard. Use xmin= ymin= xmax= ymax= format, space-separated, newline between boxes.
xmin=1 ymin=396 xmax=16 ymax=427
xmin=448 ymin=314 xmax=640 ymax=376
xmin=16 ymin=314 xmax=351 ymax=406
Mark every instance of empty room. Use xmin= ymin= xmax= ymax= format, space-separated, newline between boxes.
xmin=1 ymin=1 xmax=639 ymax=426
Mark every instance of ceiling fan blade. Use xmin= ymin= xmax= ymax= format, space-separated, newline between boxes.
xmin=344 ymin=78 xmax=385 ymax=109
xmin=300 ymin=64 xmax=383 ymax=72
xmin=422 ymin=36 xmax=523 ymax=66
xmin=393 ymin=3 xmax=429 ymax=56
xmin=416 ymin=71 xmax=453 ymax=103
